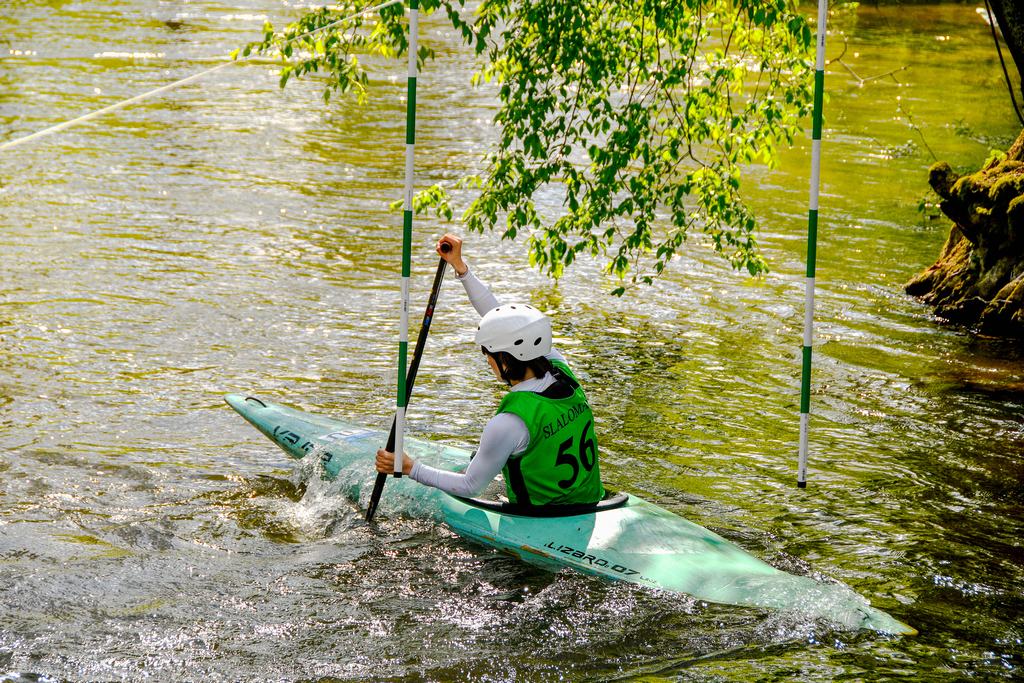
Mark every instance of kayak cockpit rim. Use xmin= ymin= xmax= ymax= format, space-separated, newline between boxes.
xmin=452 ymin=492 xmax=629 ymax=517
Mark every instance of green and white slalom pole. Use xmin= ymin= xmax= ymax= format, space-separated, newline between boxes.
xmin=395 ymin=0 xmax=419 ymax=479
xmin=798 ymin=0 xmax=828 ymax=489
xmin=393 ymin=0 xmax=420 ymax=480
xmin=366 ymin=0 xmax=419 ymax=522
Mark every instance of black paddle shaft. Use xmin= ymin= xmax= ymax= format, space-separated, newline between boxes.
xmin=365 ymin=246 xmax=450 ymax=522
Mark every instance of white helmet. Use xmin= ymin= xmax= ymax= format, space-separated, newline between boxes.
xmin=475 ymin=304 xmax=552 ymax=361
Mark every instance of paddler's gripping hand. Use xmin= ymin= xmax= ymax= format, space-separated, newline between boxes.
xmin=437 ymin=234 xmax=468 ymax=277
xmin=375 ymin=448 xmax=414 ymax=476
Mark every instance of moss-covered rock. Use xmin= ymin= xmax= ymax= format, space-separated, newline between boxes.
xmin=906 ymin=128 xmax=1024 ymax=340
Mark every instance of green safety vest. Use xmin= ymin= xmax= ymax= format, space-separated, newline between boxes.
xmin=497 ymin=360 xmax=604 ymax=506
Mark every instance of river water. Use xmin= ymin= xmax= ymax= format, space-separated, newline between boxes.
xmin=1 ymin=1 xmax=1022 ymax=681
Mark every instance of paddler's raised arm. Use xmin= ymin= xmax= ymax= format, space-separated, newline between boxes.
xmin=437 ymin=233 xmax=499 ymax=316
xmin=436 ymin=234 xmax=567 ymax=365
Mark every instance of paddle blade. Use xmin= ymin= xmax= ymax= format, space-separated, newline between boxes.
xmin=365 ymin=472 xmax=388 ymax=522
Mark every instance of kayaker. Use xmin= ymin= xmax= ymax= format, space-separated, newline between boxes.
xmin=375 ymin=233 xmax=605 ymax=507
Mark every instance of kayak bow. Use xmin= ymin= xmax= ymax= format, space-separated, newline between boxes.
xmin=225 ymin=393 xmax=915 ymax=636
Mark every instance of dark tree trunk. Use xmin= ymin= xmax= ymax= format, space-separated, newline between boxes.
xmin=989 ymin=0 xmax=1024 ymax=102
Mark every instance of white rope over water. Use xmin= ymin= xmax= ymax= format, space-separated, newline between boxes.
xmin=0 ymin=0 xmax=404 ymax=153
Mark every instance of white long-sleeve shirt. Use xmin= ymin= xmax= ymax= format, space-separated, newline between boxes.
xmin=409 ymin=264 xmax=568 ymax=498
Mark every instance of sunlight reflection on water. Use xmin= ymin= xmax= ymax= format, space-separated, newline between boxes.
xmin=0 ymin=0 xmax=1022 ymax=681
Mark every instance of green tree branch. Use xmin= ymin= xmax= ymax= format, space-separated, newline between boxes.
xmin=243 ymin=0 xmax=814 ymax=293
